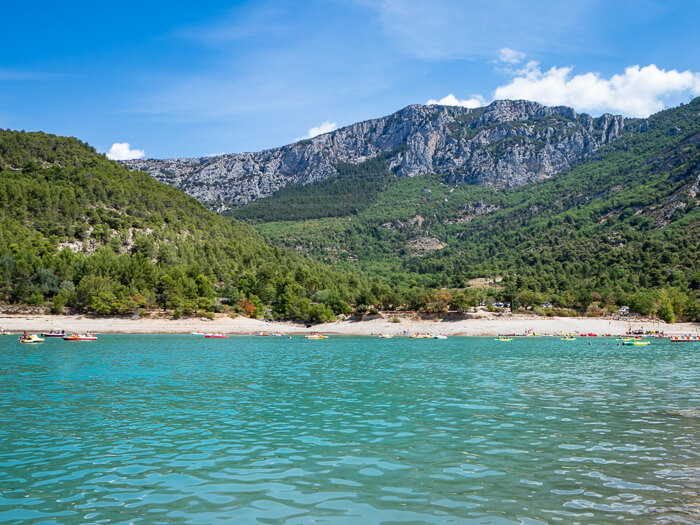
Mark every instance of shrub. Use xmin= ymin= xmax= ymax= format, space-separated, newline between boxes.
xmin=355 ymin=304 xmax=368 ymax=316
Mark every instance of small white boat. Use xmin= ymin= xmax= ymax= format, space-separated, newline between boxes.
xmin=19 ymin=334 xmax=44 ymax=344
xmin=41 ymin=330 xmax=66 ymax=338
xmin=669 ymin=335 xmax=699 ymax=342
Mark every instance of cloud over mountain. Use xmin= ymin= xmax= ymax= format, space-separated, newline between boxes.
xmin=494 ymin=63 xmax=700 ymax=117
xmin=106 ymin=142 xmax=145 ymax=161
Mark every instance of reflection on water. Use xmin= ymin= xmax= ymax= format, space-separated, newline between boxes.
xmin=0 ymin=335 xmax=698 ymax=523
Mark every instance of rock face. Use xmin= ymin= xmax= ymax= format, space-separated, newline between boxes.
xmin=123 ymin=100 xmax=628 ymax=211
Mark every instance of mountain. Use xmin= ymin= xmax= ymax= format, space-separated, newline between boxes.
xmin=123 ymin=100 xmax=627 ymax=211
xmin=231 ymin=99 xmax=700 ymax=321
xmin=0 ymin=130 xmax=371 ymax=321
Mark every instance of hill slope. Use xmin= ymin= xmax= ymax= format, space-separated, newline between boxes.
xmin=0 ymin=130 xmax=370 ymax=321
xmin=234 ymin=100 xmax=700 ymax=320
xmin=124 ymin=100 xmax=626 ymax=210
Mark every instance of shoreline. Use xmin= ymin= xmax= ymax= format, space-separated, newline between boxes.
xmin=2 ymin=313 xmax=698 ymax=337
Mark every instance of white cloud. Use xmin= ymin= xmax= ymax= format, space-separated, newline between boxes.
xmin=494 ymin=63 xmax=700 ymax=117
xmin=297 ymin=121 xmax=337 ymax=140
xmin=427 ymin=93 xmax=486 ymax=108
xmin=106 ymin=142 xmax=145 ymax=161
xmin=498 ymin=48 xmax=525 ymax=64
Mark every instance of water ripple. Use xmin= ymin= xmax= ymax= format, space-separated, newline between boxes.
xmin=0 ymin=335 xmax=698 ymax=523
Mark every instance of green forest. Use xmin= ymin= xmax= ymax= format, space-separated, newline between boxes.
xmin=0 ymin=131 xmax=374 ymax=322
xmin=1 ymin=98 xmax=699 ymax=323
xmin=234 ymin=99 xmax=700 ymax=322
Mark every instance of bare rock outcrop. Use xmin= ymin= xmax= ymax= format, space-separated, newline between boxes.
xmin=123 ymin=100 xmax=629 ymax=210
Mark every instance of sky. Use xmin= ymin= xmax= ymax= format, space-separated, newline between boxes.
xmin=1 ymin=0 xmax=699 ymax=160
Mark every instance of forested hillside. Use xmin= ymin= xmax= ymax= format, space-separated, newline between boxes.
xmin=0 ymin=130 xmax=371 ymax=321
xmin=234 ymin=100 xmax=700 ymax=321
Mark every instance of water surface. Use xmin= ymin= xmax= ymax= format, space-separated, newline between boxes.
xmin=1 ymin=335 xmax=698 ymax=523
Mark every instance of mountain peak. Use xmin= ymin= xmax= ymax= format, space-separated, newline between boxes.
xmin=123 ymin=100 xmax=627 ymax=210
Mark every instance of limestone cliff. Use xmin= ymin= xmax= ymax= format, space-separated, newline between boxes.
xmin=123 ymin=100 xmax=628 ymax=210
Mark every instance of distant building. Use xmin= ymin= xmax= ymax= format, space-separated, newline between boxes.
xmin=619 ymin=306 xmax=630 ymax=314
xmin=543 ymin=302 xmax=552 ymax=308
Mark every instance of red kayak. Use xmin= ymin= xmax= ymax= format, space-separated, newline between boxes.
xmin=204 ymin=333 xmax=228 ymax=339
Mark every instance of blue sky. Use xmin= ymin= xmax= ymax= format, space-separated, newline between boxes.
xmin=2 ymin=0 xmax=699 ymax=159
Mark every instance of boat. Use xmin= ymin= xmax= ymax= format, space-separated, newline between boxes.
xmin=622 ymin=340 xmax=650 ymax=346
xmin=41 ymin=330 xmax=66 ymax=338
xmin=191 ymin=331 xmax=206 ymax=335
xmin=305 ymin=333 xmax=328 ymax=339
xmin=271 ymin=332 xmax=283 ymax=337
xmin=433 ymin=334 xmax=448 ymax=340
xmin=410 ymin=333 xmax=432 ymax=339
xmin=379 ymin=334 xmax=394 ymax=339
xmin=19 ymin=334 xmax=44 ymax=344
xmin=204 ymin=332 xmax=228 ymax=339
xmin=63 ymin=333 xmax=98 ymax=341
xmin=561 ymin=335 xmax=576 ymax=341
xmin=669 ymin=335 xmax=700 ymax=342
xmin=0 ymin=328 xmax=13 ymax=336
xmin=495 ymin=336 xmax=512 ymax=342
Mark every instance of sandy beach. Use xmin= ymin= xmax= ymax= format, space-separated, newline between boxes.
xmin=2 ymin=311 xmax=698 ymax=336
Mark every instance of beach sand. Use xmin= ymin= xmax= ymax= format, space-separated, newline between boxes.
xmin=1 ymin=312 xmax=698 ymax=336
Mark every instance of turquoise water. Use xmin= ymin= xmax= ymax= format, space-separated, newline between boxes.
xmin=0 ymin=335 xmax=698 ymax=524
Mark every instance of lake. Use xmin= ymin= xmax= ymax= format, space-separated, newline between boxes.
xmin=1 ymin=335 xmax=698 ymax=524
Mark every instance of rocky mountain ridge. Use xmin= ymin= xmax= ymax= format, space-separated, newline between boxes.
xmin=123 ymin=100 xmax=628 ymax=211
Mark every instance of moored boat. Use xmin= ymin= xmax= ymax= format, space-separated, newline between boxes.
xmin=19 ymin=334 xmax=44 ymax=344
xmin=495 ymin=336 xmax=512 ymax=342
xmin=63 ymin=333 xmax=98 ymax=341
xmin=204 ymin=332 xmax=228 ymax=338
xmin=41 ymin=330 xmax=66 ymax=338
xmin=669 ymin=335 xmax=699 ymax=342
xmin=305 ymin=333 xmax=328 ymax=339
